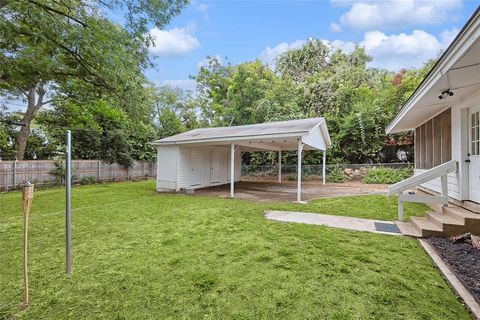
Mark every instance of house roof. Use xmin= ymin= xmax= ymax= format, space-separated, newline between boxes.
xmin=151 ymin=117 xmax=331 ymax=151
xmin=386 ymin=7 xmax=480 ymax=134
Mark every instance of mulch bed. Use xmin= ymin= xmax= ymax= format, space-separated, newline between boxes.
xmin=429 ymin=237 xmax=480 ymax=302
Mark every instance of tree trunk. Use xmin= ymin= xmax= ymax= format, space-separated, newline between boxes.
xmin=16 ymin=85 xmax=46 ymax=160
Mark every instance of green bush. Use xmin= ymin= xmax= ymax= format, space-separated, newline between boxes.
xmin=362 ymin=167 xmax=412 ymax=184
xmin=80 ymin=176 xmax=98 ymax=185
xmin=326 ymin=167 xmax=345 ymax=183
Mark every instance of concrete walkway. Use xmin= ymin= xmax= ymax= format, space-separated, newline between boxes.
xmin=265 ymin=210 xmax=402 ymax=236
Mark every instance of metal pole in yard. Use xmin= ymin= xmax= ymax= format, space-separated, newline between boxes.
xmin=66 ymin=130 xmax=72 ymax=275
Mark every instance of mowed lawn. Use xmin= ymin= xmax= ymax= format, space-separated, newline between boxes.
xmin=0 ymin=181 xmax=471 ymax=319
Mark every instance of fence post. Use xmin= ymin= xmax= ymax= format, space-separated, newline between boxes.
xmin=13 ymin=159 xmax=17 ymax=189
xmin=97 ymin=161 xmax=101 ymax=182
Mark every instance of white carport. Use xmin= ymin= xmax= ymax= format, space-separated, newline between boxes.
xmin=151 ymin=117 xmax=331 ymax=203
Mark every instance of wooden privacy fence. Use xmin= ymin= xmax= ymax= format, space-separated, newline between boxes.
xmin=0 ymin=160 xmax=156 ymax=191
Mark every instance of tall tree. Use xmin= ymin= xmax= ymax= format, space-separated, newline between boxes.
xmin=0 ymin=0 xmax=187 ymax=159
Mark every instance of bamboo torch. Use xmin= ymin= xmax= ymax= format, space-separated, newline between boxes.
xmin=22 ymin=182 xmax=34 ymax=307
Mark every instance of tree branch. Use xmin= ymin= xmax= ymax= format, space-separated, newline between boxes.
xmin=26 ymin=0 xmax=88 ymax=28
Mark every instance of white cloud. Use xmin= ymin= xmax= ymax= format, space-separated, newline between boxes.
xmin=259 ymin=28 xmax=458 ymax=71
xmin=439 ymin=27 xmax=460 ymax=46
xmin=197 ymin=55 xmax=222 ymax=68
xmin=259 ymin=40 xmax=306 ymax=67
xmin=334 ymin=0 xmax=461 ymax=30
xmin=322 ymin=39 xmax=356 ymax=53
xmin=160 ymin=79 xmax=197 ymax=93
xmin=330 ymin=22 xmax=342 ymax=33
xmin=361 ymin=29 xmax=452 ymax=70
xmin=195 ymin=3 xmax=208 ymax=13
xmin=149 ymin=25 xmax=200 ymax=57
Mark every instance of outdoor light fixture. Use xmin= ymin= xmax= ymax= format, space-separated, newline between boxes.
xmin=438 ymin=89 xmax=454 ymax=100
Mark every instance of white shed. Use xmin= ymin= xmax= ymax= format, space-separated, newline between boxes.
xmin=151 ymin=117 xmax=331 ymax=202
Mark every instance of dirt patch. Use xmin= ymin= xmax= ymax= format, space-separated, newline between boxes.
xmin=429 ymin=237 xmax=480 ymax=302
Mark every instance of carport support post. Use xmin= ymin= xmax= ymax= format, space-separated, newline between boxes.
xmin=278 ymin=151 xmax=282 ymax=183
xmin=230 ymin=143 xmax=235 ymax=198
xmin=297 ymin=140 xmax=303 ymax=202
xmin=322 ymin=150 xmax=326 ymax=185
xmin=66 ymin=130 xmax=72 ymax=275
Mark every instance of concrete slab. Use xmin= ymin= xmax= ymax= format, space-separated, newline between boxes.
xmin=265 ymin=210 xmax=402 ymax=236
xmin=194 ymin=181 xmax=388 ymax=203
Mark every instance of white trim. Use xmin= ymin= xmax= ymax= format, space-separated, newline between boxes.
xmin=152 ymin=132 xmax=310 ymax=146
xmin=230 ymin=143 xmax=235 ymax=198
xmin=235 ymin=141 xmax=282 ymax=152
xmin=297 ymin=140 xmax=303 ymax=203
xmin=278 ymin=151 xmax=282 ymax=183
xmin=398 ymin=194 xmax=448 ymax=204
xmin=322 ymin=150 xmax=326 ymax=185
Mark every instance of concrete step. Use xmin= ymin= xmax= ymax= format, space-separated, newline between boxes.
xmin=443 ymin=206 xmax=480 ymax=223
xmin=410 ymin=216 xmax=444 ymax=237
xmin=426 ymin=212 xmax=468 ymax=236
xmin=426 ymin=211 xmax=464 ymax=226
xmin=395 ymin=221 xmax=421 ymax=237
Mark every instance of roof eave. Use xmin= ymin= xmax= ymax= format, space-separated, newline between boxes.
xmin=385 ymin=7 xmax=480 ymax=134
xmin=150 ymin=131 xmax=310 ymax=146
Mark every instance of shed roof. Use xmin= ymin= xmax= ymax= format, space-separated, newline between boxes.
xmin=151 ymin=117 xmax=331 ymax=151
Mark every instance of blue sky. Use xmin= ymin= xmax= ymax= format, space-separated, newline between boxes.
xmin=148 ymin=0 xmax=479 ymax=92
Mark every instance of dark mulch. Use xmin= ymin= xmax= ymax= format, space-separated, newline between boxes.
xmin=429 ymin=237 xmax=480 ymax=302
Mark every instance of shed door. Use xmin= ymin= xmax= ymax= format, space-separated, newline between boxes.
xmin=469 ymin=106 xmax=480 ymax=203
xmin=210 ymin=149 xmax=221 ymax=183
xmin=191 ymin=148 xmax=202 ymax=186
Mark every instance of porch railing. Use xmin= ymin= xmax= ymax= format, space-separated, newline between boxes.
xmin=388 ymin=160 xmax=457 ymax=221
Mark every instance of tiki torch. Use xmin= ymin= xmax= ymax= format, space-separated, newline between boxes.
xmin=22 ymin=182 xmax=34 ymax=307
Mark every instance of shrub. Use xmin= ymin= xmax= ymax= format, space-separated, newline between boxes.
xmin=326 ymin=167 xmax=345 ymax=183
xmin=362 ymin=167 xmax=412 ymax=184
xmin=80 ymin=176 xmax=98 ymax=185
xmin=49 ymin=161 xmax=65 ymax=185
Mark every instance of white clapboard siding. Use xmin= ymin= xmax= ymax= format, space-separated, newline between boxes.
xmin=177 ymin=147 xmax=192 ymax=189
xmin=415 ymin=169 xmax=460 ymax=200
xmin=156 ymin=146 xmax=179 ymax=191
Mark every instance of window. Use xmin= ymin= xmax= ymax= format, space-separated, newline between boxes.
xmin=472 ymin=111 xmax=480 ymax=156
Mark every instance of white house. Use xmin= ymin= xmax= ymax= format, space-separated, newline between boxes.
xmin=387 ymin=8 xmax=480 ymax=236
xmin=151 ymin=117 xmax=331 ymax=202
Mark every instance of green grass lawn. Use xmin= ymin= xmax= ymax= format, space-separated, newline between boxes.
xmin=0 ymin=181 xmax=471 ymax=319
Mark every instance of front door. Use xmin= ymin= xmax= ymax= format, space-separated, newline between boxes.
xmin=469 ymin=106 xmax=480 ymax=203
xmin=210 ymin=149 xmax=221 ymax=183
xmin=191 ymin=148 xmax=202 ymax=186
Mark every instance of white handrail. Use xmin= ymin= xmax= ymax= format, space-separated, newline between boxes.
xmin=390 ymin=160 xmax=457 ymax=221
xmin=389 ymin=160 xmax=457 ymax=195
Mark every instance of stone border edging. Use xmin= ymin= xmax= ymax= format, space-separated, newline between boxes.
xmin=418 ymin=238 xmax=480 ymax=319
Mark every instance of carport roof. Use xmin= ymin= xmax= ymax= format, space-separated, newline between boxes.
xmin=151 ymin=117 xmax=331 ymax=151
